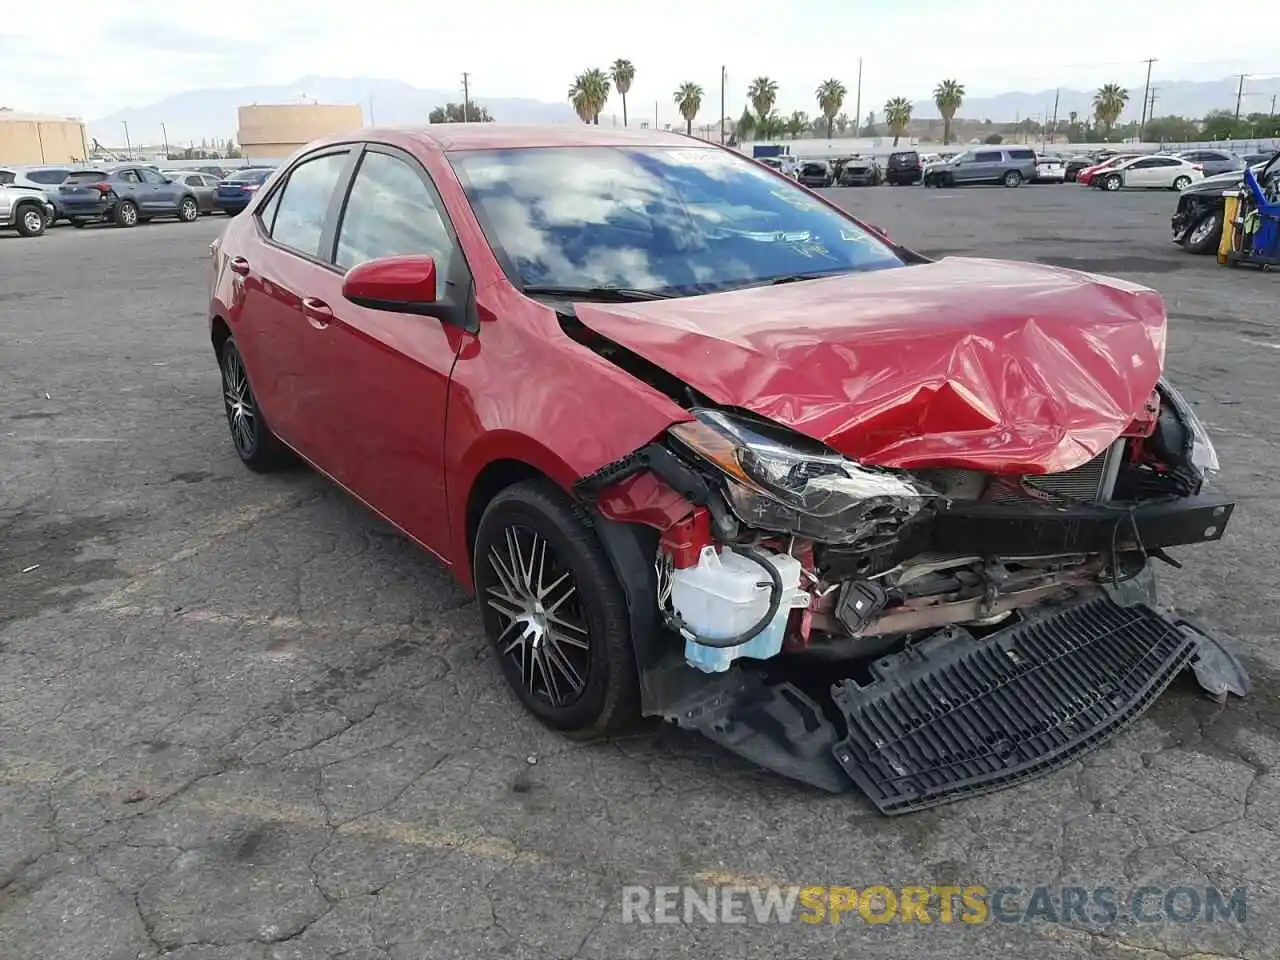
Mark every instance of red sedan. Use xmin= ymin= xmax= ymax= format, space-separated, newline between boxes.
xmin=1077 ymin=153 xmax=1137 ymax=186
xmin=209 ymin=125 xmax=1241 ymax=812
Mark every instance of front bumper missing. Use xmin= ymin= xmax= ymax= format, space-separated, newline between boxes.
xmin=659 ymin=588 xmax=1248 ymax=813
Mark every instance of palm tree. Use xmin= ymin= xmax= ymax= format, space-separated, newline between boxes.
xmin=815 ymin=78 xmax=847 ymax=139
xmin=933 ymin=79 xmax=965 ymax=145
xmin=568 ymin=76 xmax=592 ymax=123
xmin=1092 ymin=84 xmax=1129 ymax=137
xmin=736 ymin=106 xmax=756 ymax=141
xmin=674 ymin=82 xmax=704 ymax=135
xmin=747 ymin=77 xmax=779 ymax=122
xmin=568 ymin=69 xmax=611 ymax=124
xmin=835 ymin=112 xmax=849 ymax=135
xmin=884 ymin=97 xmax=913 ymax=146
xmin=611 ymin=59 xmax=635 ymax=127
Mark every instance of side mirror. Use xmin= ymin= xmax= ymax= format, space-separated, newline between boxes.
xmin=343 ymin=255 xmax=439 ymax=314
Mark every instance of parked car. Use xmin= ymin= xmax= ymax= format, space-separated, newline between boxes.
xmin=1033 ymin=153 xmax=1066 ymax=183
xmin=1242 ymin=152 xmax=1273 ymax=166
xmin=208 ymin=125 xmax=1239 ymax=811
xmin=163 ymin=170 xmax=221 ymax=214
xmin=1076 ymin=154 xmax=1137 ymax=186
xmin=837 ymin=157 xmax=882 ymax=186
xmin=1091 ymin=155 xmax=1204 ymax=192
xmin=0 ymin=184 xmax=53 ymax=237
xmin=1172 ymin=150 xmax=1244 ymax=178
xmin=56 ymin=165 xmax=201 ymax=227
xmin=1063 ymin=156 xmax=1094 ymax=182
xmin=0 ymin=165 xmax=79 ymax=224
xmin=922 ymin=146 xmax=1038 ymax=187
xmin=214 ymin=167 xmax=277 ymax=215
xmin=797 ymin=160 xmax=834 ymax=188
xmin=884 ymin=150 xmax=922 ymax=185
xmin=1173 ymin=152 xmax=1280 ymax=254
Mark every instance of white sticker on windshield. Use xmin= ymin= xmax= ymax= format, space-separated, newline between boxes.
xmin=663 ymin=149 xmax=736 ymax=167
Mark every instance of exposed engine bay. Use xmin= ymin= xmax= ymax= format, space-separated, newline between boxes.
xmin=573 ymin=375 xmax=1249 ymax=813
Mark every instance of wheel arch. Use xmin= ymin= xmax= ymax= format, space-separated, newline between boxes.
xmin=210 ymin=315 xmax=231 ymax=359
xmin=463 ymin=458 xmax=548 ymax=580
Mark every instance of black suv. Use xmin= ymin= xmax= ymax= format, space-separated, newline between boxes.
xmin=885 ymin=151 xmax=923 ymax=186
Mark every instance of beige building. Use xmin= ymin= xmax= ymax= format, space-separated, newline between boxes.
xmin=0 ymin=108 xmax=89 ymax=165
xmin=236 ymin=103 xmax=363 ymax=160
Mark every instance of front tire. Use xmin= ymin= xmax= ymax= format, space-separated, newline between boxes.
xmin=218 ymin=339 xmax=293 ymax=472
xmin=15 ymin=204 xmax=47 ymax=237
xmin=1184 ymin=212 xmax=1222 ymax=254
xmin=1003 ymin=170 xmax=1023 ymax=187
xmin=473 ymin=479 xmax=639 ymax=738
xmin=113 ymin=200 xmax=138 ymax=227
xmin=1103 ymin=174 xmax=1122 ymax=192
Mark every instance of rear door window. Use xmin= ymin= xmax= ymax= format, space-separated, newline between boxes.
xmin=26 ymin=169 xmax=72 ymax=184
xmin=268 ymin=151 xmax=349 ymax=258
xmin=1008 ymin=149 xmax=1035 ymax=160
xmin=974 ymin=151 xmax=1002 ymax=163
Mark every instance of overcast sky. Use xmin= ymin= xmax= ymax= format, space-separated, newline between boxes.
xmin=3 ymin=0 xmax=1271 ymax=120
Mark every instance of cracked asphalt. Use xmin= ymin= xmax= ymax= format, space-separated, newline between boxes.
xmin=2 ymin=182 xmax=1279 ymax=960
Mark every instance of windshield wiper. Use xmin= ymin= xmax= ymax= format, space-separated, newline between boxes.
xmin=521 ymin=284 xmax=670 ymax=302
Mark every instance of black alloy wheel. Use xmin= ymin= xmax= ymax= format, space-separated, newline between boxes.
xmin=473 ymin=479 xmax=639 ymax=737
xmin=219 ymin=340 xmax=292 ymax=471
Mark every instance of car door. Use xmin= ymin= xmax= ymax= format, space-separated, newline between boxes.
xmin=295 ymin=144 xmax=472 ymax=554
xmin=968 ymin=150 xmax=1000 ymax=183
xmin=1122 ymin=157 xmax=1157 ymax=187
xmin=113 ymin=167 xmax=144 ymax=207
xmin=235 ymin=148 xmax=355 ymax=455
xmin=137 ymin=166 xmax=177 ymax=211
xmin=1148 ymin=157 xmax=1184 ymax=188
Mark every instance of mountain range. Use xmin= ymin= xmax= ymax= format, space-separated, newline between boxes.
xmin=89 ymin=74 xmax=1280 ymax=145
xmin=89 ymin=75 xmax=577 ymax=145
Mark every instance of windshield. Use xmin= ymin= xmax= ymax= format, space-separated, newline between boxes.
xmin=449 ymin=146 xmax=902 ymax=296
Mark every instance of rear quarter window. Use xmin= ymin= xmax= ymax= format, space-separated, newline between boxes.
xmin=26 ymin=169 xmax=71 ymax=184
xmin=0 ymin=170 xmax=14 ymax=185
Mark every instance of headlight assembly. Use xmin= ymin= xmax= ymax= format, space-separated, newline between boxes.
xmin=667 ymin=409 xmax=938 ymax=544
xmin=1159 ymin=380 xmax=1220 ymax=482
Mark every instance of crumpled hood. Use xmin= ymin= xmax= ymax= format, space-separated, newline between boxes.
xmin=573 ymin=258 xmax=1167 ymax=475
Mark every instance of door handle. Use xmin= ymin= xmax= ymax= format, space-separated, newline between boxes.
xmin=229 ymin=257 xmax=250 ymax=276
xmin=302 ymin=298 xmax=333 ymax=328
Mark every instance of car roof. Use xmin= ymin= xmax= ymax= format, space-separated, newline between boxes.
xmin=308 ymin=123 xmax=702 ymax=154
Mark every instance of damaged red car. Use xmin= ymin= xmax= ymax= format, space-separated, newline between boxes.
xmin=208 ymin=125 xmax=1247 ymax=813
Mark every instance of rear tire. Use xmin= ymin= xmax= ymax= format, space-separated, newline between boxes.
xmin=113 ymin=200 xmax=138 ymax=227
xmin=1172 ymin=175 xmax=1192 ymax=191
xmin=473 ymin=479 xmax=640 ymax=738
xmin=218 ymin=339 xmax=294 ymax=472
xmin=1103 ymin=174 xmax=1122 ymax=192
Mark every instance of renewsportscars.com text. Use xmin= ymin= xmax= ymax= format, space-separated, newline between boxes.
xmin=621 ymin=885 xmax=1247 ymax=926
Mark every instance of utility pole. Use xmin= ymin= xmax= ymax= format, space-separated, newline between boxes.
xmin=462 ymin=72 xmax=471 ymax=122
xmin=1138 ymin=57 xmax=1156 ymax=142
xmin=160 ymin=122 xmax=170 ymax=160
xmin=1271 ymin=93 xmax=1277 ymax=117
xmin=654 ymin=100 xmax=659 ymax=129
xmin=853 ymin=57 xmax=863 ymax=137
xmin=1235 ymin=74 xmax=1248 ymax=121
xmin=1147 ymin=88 xmax=1159 ymax=131
xmin=1051 ymin=87 xmax=1060 ymax=143
xmin=720 ymin=65 xmax=726 ymax=144
xmin=121 ymin=120 xmax=132 ymax=159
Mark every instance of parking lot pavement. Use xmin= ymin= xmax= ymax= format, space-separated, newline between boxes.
xmin=2 ymin=189 xmax=1278 ymax=960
